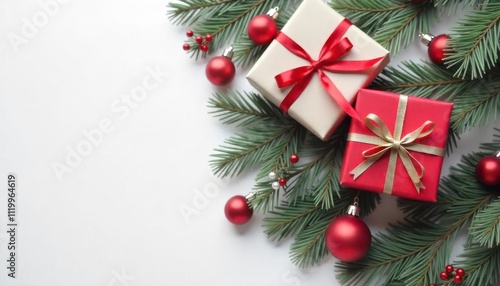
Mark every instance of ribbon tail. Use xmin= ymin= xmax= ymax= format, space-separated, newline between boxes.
xmin=279 ymin=74 xmax=314 ymax=113
xmin=398 ymin=148 xmax=425 ymax=194
xmin=324 ymin=58 xmax=384 ymax=72
xmin=318 ymin=70 xmax=361 ymax=122
xmin=350 ymin=152 xmax=386 ymax=179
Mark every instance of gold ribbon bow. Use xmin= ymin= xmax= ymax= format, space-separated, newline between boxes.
xmin=347 ymin=95 xmax=445 ymax=194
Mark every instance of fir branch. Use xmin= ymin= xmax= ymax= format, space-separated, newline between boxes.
xmin=330 ymin=0 xmax=413 ymax=36
xmin=210 ymin=126 xmax=296 ymax=178
xmin=455 ymin=244 xmax=500 ymax=286
xmin=450 ymin=80 xmax=500 ymax=133
xmin=433 ymin=0 xmax=492 ymax=13
xmin=208 ymin=91 xmax=292 ymax=127
xmin=372 ymin=61 xmax=477 ymax=101
xmin=373 ymin=4 xmax=437 ymax=54
xmin=167 ymin=0 xmax=238 ymax=25
xmin=470 ymin=198 xmax=500 ymax=248
xmin=446 ymin=3 xmax=500 ymax=79
xmin=288 ymin=190 xmax=380 ymax=268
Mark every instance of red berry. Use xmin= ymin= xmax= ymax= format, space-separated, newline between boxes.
xmin=439 ymin=271 xmax=448 ymax=280
xmin=205 ymin=34 xmax=213 ymax=42
xmin=429 ymin=284 xmax=437 ymax=286
xmin=195 ymin=36 xmax=203 ymax=44
xmin=456 ymin=268 xmax=465 ymax=277
xmin=445 ymin=264 xmax=454 ymax=273
xmin=290 ymin=154 xmax=299 ymax=164
xmin=182 ymin=43 xmax=190 ymax=51
xmin=200 ymin=44 xmax=209 ymax=52
xmin=186 ymin=30 xmax=194 ymax=37
xmin=454 ymin=274 xmax=463 ymax=284
xmin=279 ymin=178 xmax=287 ymax=186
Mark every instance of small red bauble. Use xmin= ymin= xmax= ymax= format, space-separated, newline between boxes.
xmin=439 ymin=271 xmax=449 ymax=280
xmin=182 ymin=43 xmax=190 ymax=51
xmin=195 ymin=36 xmax=203 ymax=44
xmin=429 ymin=284 xmax=436 ymax=286
xmin=428 ymin=34 xmax=450 ymax=65
xmin=475 ymin=156 xmax=500 ymax=186
xmin=454 ymin=274 xmax=463 ymax=284
xmin=205 ymin=56 xmax=235 ymax=86
xmin=186 ymin=30 xmax=193 ymax=37
xmin=205 ymin=34 xmax=213 ymax=42
xmin=445 ymin=264 xmax=454 ymax=273
xmin=200 ymin=44 xmax=209 ymax=52
xmin=247 ymin=14 xmax=277 ymax=45
xmin=290 ymin=154 xmax=299 ymax=164
xmin=325 ymin=215 xmax=371 ymax=262
xmin=456 ymin=268 xmax=466 ymax=277
xmin=224 ymin=195 xmax=253 ymax=225
xmin=279 ymin=178 xmax=287 ymax=186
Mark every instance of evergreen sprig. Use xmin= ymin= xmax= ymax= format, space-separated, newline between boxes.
xmin=446 ymin=2 xmax=500 ymax=79
xmin=470 ymin=198 xmax=500 ymax=248
xmin=455 ymin=244 xmax=500 ymax=286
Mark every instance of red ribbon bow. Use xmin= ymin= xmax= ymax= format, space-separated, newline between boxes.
xmin=274 ymin=19 xmax=383 ymax=121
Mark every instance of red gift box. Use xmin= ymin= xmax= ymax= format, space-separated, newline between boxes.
xmin=340 ymin=89 xmax=453 ymax=202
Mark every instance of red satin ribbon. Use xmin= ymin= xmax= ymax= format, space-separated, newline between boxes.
xmin=275 ymin=19 xmax=383 ymax=121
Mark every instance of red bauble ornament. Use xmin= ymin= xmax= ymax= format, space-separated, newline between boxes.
xmin=279 ymin=178 xmax=287 ymax=186
xmin=419 ymin=33 xmax=450 ymax=65
xmin=186 ymin=30 xmax=194 ymax=37
xmin=224 ymin=195 xmax=253 ymax=225
xmin=200 ymin=44 xmax=209 ymax=52
xmin=205 ymin=47 xmax=235 ymax=86
xmin=325 ymin=211 xmax=371 ymax=262
xmin=205 ymin=34 xmax=213 ymax=42
xmin=195 ymin=36 xmax=203 ymax=44
xmin=182 ymin=43 xmax=190 ymax=51
xmin=440 ymin=271 xmax=449 ymax=280
xmin=247 ymin=7 xmax=279 ymax=45
xmin=476 ymin=156 xmax=500 ymax=186
xmin=290 ymin=154 xmax=299 ymax=164
xmin=456 ymin=268 xmax=466 ymax=277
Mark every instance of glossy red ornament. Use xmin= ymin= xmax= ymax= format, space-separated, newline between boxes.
xmin=476 ymin=156 xmax=500 ymax=186
xmin=428 ymin=34 xmax=450 ymax=65
xmin=200 ymin=44 xmax=209 ymax=52
xmin=454 ymin=274 xmax=463 ymax=284
xmin=445 ymin=264 xmax=454 ymax=273
xmin=195 ymin=36 xmax=203 ymax=44
xmin=224 ymin=195 xmax=253 ymax=225
xmin=247 ymin=14 xmax=277 ymax=45
xmin=456 ymin=268 xmax=466 ymax=277
xmin=325 ymin=215 xmax=371 ymax=262
xmin=429 ymin=284 xmax=437 ymax=286
xmin=182 ymin=44 xmax=190 ymax=51
xmin=205 ymin=34 xmax=213 ymax=42
xmin=440 ymin=271 xmax=449 ymax=280
xmin=186 ymin=30 xmax=193 ymax=37
xmin=290 ymin=154 xmax=299 ymax=164
xmin=205 ymin=56 xmax=235 ymax=86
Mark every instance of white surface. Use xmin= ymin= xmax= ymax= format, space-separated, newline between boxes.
xmin=0 ymin=1 xmax=497 ymax=286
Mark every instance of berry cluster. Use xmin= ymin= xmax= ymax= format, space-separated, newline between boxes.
xmin=182 ymin=30 xmax=213 ymax=52
xmin=429 ymin=265 xmax=466 ymax=286
xmin=269 ymin=154 xmax=300 ymax=191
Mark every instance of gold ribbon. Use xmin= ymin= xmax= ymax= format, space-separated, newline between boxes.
xmin=347 ymin=95 xmax=445 ymax=194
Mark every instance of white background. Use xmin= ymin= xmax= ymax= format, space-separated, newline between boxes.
xmin=0 ymin=1 xmax=497 ymax=285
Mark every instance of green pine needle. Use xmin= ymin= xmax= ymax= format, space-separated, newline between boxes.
xmin=455 ymin=244 xmax=500 ymax=286
xmin=470 ymin=198 xmax=500 ymax=248
xmin=446 ymin=3 xmax=500 ymax=79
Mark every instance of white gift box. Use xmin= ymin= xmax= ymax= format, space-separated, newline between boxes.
xmin=246 ymin=0 xmax=390 ymax=140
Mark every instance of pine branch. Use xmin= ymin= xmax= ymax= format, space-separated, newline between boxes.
xmin=208 ymin=91 xmax=292 ymax=127
xmin=433 ymin=0 xmax=492 ymax=13
xmin=168 ymin=0 xmax=297 ymax=59
xmin=455 ymin=244 xmax=500 ymax=286
xmin=330 ymin=0 xmax=414 ymax=36
xmin=373 ymin=4 xmax=437 ymax=54
xmin=450 ymin=80 xmax=500 ymax=133
xmin=446 ymin=3 xmax=500 ymax=79
xmin=372 ymin=61 xmax=478 ymax=101
xmin=287 ymin=190 xmax=380 ymax=268
xmin=470 ymin=198 xmax=500 ymax=248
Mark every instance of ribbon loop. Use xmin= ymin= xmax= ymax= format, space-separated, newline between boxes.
xmin=347 ymin=95 xmax=445 ymax=194
xmin=274 ymin=19 xmax=383 ymax=122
